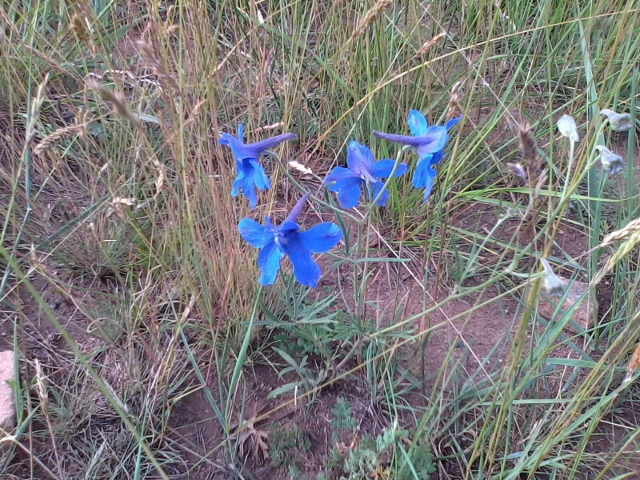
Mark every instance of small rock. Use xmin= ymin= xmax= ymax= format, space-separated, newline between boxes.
xmin=0 ymin=350 xmax=16 ymax=430
xmin=538 ymin=277 xmax=597 ymax=334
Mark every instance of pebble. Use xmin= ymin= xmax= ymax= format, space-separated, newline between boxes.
xmin=0 ymin=350 xmax=16 ymax=430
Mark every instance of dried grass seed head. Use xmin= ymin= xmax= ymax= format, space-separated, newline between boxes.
xmin=349 ymin=0 xmax=392 ymax=43
xmin=87 ymin=80 xmax=141 ymax=126
xmin=518 ymin=123 xmax=538 ymax=164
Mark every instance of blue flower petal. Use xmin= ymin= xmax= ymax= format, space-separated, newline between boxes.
xmin=413 ymin=158 xmax=435 ymax=189
xmin=238 ymin=218 xmax=273 ymax=248
xmin=413 ymin=161 xmax=438 ymax=203
xmin=257 ymin=241 xmax=284 ymax=285
xmin=220 ymin=136 xmax=255 ymax=162
xmin=328 ymin=176 xmax=361 ymax=195
xmin=346 ymin=141 xmax=375 ymax=176
xmin=370 ymin=159 xmax=408 ymax=178
xmin=374 ymin=129 xmax=447 ymax=155
xmin=337 ymin=181 xmax=363 ymax=208
xmin=422 ymin=174 xmax=437 ymax=203
xmin=445 ymin=117 xmax=462 ymax=130
xmin=415 ymin=126 xmax=447 ymax=158
xmin=245 ymin=133 xmax=297 ymax=158
xmin=369 ymin=181 xmax=390 ymax=206
xmin=324 ymin=166 xmax=360 ymax=190
xmin=408 ymin=110 xmax=429 ymax=137
xmin=279 ymin=221 xmax=301 ymax=234
xmin=429 ymin=148 xmax=445 ymax=165
xmin=298 ymin=223 xmax=343 ymax=253
xmin=248 ymin=159 xmax=271 ymax=190
xmin=373 ymin=131 xmax=425 ymax=147
xmin=240 ymin=173 xmax=258 ymax=209
xmin=231 ymin=173 xmax=243 ymax=197
xmin=283 ymin=193 xmax=311 ymax=224
xmin=218 ymin=132 xmax=240 ymax=148
xmin=283 ymin=234 xmax=322 ymax=287
xmin=219 ymin=130 xmax=296 ymax=161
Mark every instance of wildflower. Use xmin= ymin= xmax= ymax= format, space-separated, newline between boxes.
xmin=324 ymin=141 xmax=408 ymax=208
xmin=238 ymin=193 xmax=343 ymax=287
xmin=374 ymin=110 xmax=461 ymax=203
xmin=600 ymin=109 xmax=633 ymax=133
xmin=539 ymin=258 xmax=565 ymax=298
xmin=595 ymin=145 xmax=625 ymax=174
xmin=557 ymin=114 xmax=579 ymax=143
xmin=219 ymin=124 xmax=297 ymax=209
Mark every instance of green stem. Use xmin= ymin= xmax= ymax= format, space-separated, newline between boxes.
xmin=226 ymin=285 xmax=263 ymax=418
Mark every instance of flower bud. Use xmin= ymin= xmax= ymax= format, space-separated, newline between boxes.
xmin=600 ymin=109 xmax=633 ymax=133
xmin=540 ymin=258 xmax=565 ymax=298
xmin=557 ymin=114 xmax=579 ymax=143
xmin=595 ymin=145 xmax=625 ymax=174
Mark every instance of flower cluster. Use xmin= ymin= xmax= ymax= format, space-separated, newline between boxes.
xmin=219 ymin=110 xmax=461 ymax=287
xmin=557 ymin=107 xmax=632 ymax=175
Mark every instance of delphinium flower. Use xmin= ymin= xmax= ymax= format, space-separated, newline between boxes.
xmin=374 ymin=110 xmax=461 ymax=202
xmin=557 ymin=114 xmax=579 ymax=143
xmin=595 ymin=145 xmax=625 ymax=174
xmin=219 ymin=124 xmax=297 ymax=209
xmin=323 ymin=141 xmax=408 ymax=208
xmin=600 ymin=109 xmax=633 ymax=133
xmin=238 ymin=193 xmax=343 ymax=287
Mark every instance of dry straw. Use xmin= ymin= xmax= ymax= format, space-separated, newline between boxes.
xmin=416 ymin=32 xmax=446 ymax=57
xmin=70 ymin=1 xmax=97 ymax=53
xmin=518 ymin=123 xmax=538 ymax=165
xmin=288 ymin=161 xmax=313 ymax=176
xmin=34 ymin=123 xmax=86 ymax=156
xmin=348 ymin=0 xmax=392 ymax=43
xmin=599 ymin=217 xmax=640 ymax=247
xmin=253 ymin=122 xmax=285 ymax=133
xmin=591 ymin=217 xmax=640 ymax=287
xmin=447 ymin=80 xmax=464 ymax=121
xmin=624 ymin=343 xmax=640 ymax=384
xmin=86 ymin=79 xmax=141 ymax=127
xmin=137 ymin=40 xmax=180 ymax=92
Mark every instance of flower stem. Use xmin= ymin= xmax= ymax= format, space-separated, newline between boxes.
xmin=226 ymin=285 xmax=262 ymax=417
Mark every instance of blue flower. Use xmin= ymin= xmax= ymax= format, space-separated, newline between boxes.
xmin=374 ymin=110 xmax=461 ymax=202
xmin=219 ymin=124 xmax=297 ymax=209
xmin=323 ymin=141 xmax=408 ymax=208
xmin=238 ymin=193 xmax=343 ymax=287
